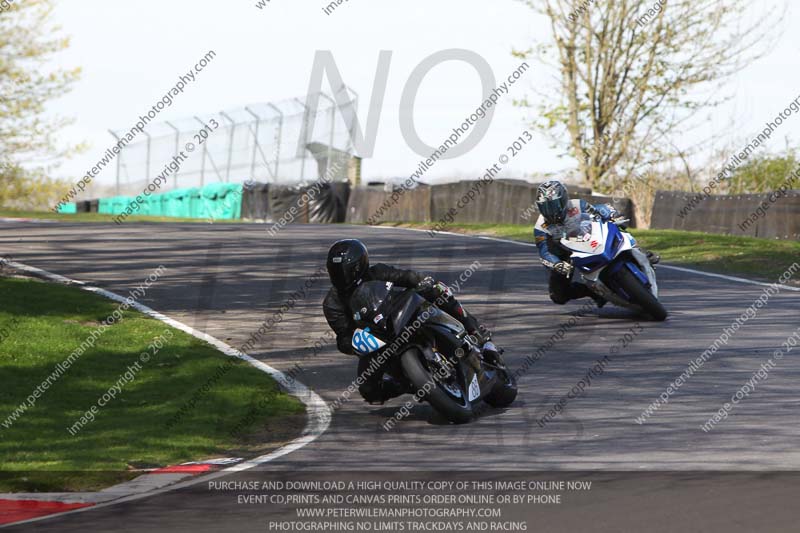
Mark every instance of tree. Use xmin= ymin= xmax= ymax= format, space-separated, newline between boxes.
xmin=0 ymin=0 xmax=80 ymax=206
xmin=0 ymin=160 xmax=69 ymax=210
xmin=728 ymin=150 xmax=798 ymax=194
xmin=514 ymin=0 xmax=783 ymax=192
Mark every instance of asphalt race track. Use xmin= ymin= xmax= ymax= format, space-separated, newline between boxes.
xmin=3 ymin=221 xmax=800 ymax=532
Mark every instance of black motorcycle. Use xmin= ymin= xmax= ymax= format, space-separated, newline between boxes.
xmin=349 ymin=280 xmax=517 ymax=423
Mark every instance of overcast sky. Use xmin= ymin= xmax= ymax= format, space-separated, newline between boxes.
xmin=45 ymin=0 xmax=800 ymax=188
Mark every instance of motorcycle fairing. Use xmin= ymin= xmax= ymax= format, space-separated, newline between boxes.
xmin=351 ymin=327 xmax=387 ymax=355
xmin=563 ymin=222 xmax=630 ymax=274
xmin=559 ymin=219 xmax=659 ymax=305
xmin=420 ymin=305 xmax=466 ymax=337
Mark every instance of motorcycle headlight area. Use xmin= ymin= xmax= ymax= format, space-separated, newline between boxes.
xmin=575 ymin=233 xmax=625 ymax=273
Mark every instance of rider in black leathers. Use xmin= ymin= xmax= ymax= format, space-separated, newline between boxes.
xmin=323 ymin=239 xmax=490 ymax=404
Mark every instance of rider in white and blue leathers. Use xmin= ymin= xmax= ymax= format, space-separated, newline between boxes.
xmin=533 ymin=180 xmax=657 ymax=306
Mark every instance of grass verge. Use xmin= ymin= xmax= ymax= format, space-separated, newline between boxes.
xmin=0 ymin=277 xmax=305 ymax=492
xmin=376 ymin=222 xmax=800 ymax=285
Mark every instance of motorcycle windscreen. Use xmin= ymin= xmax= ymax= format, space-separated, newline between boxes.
xmin=390 ymin=290 xmax=427 ymax=333
xmin=421 ymin=306 xmax=466 ymax=336
xmin=559 ymin=216 xmax=601 ymax=254
xmin=349 ymin=281 xmax=393 ymax=327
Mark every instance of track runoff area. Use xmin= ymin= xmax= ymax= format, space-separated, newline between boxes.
xmin=2 ymin=221 xmax=800 ymax=533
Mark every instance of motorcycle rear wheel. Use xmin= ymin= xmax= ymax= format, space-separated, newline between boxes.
xmin=400 ymin=348 xmax=474 ymax=424
xmin=616 ymin=267 xmax=668 ymax=321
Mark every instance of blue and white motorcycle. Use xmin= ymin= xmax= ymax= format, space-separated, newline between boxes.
xmin=544 ymin=216 xmax=667 ymax=321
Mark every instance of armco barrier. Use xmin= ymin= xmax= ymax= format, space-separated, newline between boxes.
xmin=346 ymin=180 xmax=634 ymax=227
xmin=650 ymin=190 xmax=800 ymax=239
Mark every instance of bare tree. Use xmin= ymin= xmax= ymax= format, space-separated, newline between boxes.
xmin=514 ymin=0 xmax=783 ymax=191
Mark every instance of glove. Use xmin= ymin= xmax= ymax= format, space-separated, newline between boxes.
xmin=553 ymin=261 xmax=574 ymax=277
xmin=416 ymin=276 xmax=453 ymax=298
xmin=472 ymin=324 xmax=492 ymax=344
xmin=415 ymin=276 xmax=436 ymax=293
xmin=593 ymin=204 xmax=619 ymax=222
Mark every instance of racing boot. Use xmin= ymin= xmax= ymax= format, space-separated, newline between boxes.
xmin=373 ymin=375 xmax=408 ymax=404
xmin=386 ymin=375 xmax=412 ymax=396
xmin=480 ymin=340 xmax=505 ymax=368
xmin=462 ymin=314 xmax=490 ymax=344
xmin=590 ymin=292 xmax=608 ymax=308
xmin=569 ymin=282 xmax=607 ymax=308
xmin=645 ymin=250 xmax=661 ymax=266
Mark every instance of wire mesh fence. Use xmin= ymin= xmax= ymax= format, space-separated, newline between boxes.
xmin=109 ymin=86 xmax=358 ymax=196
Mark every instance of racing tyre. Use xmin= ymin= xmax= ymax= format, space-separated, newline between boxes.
xmin=400 ymin=348 xmax=474 ymax=424
xmin=616 ymin=267 xmax=668 ymax=321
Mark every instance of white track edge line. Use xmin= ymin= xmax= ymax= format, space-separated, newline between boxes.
xmin=1 ymin=261 xmax=332 ymax=528
xmin=368 ymin=225 xmax=800 ymax=292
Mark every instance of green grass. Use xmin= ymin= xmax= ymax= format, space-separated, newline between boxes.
xmin=0 ymin=209 xmax=237 ymax=223
xmin=377 ymin=222 xmax=800 ymax=285
xmin=626 ymin=229 xmax=800 ymax=283
xmin=0 ymin=277 xmax=305 ymax=492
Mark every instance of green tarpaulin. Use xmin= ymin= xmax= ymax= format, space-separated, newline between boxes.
xmin=93 ymin=183 xmax=243 ymax=221
xmin=56 ymin=202 xmax=77 ymax=214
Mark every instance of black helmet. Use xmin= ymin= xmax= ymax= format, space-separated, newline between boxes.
xmin=536 ymin=180 xmax=570 ymax=224
xmin=326 ymin=239 xmax=369 ymax=292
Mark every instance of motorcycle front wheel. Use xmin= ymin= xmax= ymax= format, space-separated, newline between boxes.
xmin=616 ymin=267 xmax=668 ymax=321
xmin=400 ymin=348 xmax=474 ymax=424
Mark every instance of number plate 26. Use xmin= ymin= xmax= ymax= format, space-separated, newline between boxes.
xmin=352 ymin=327 xmax=386 ymax=355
